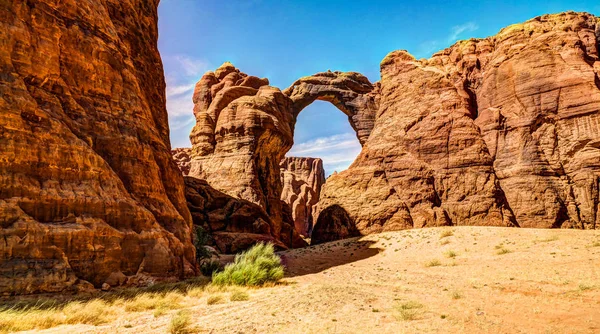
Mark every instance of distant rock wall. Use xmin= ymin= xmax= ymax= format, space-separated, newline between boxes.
xmin=184 ymin=176 xmax=298 ymax=254
xmin=172 ymin=148 xmax=192 ymax=176
xmin=320 ymin=12 xmax=600 ymax=231
xmin=280 ymin=157 xmax=326 ymax=237
xmin=0 ymin=0 xmax=195 ymax=295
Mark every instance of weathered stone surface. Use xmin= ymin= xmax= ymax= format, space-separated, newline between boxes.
xmin=187 ymin=63 xmax=375 ymax=247
xmin=189 ymin=12 xmax=599 ymax=240
xmin=311 ymin=205 xmax=360 ymax=245
xmin=280 ymin=157 xmax=326 ymax=236
xmin=319 ymin=11 xmax=600 ymax=231
xmin=184 ymin=176 xmax=291 ymax=253
xmin=0 ymin=0 xmax=195 ymax=295
xmin=172 ymin=148 xmax=192 ymax=176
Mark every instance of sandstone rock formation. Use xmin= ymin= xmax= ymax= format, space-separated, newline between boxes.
xmin=184 ymin=176 xmax=289 ymax=253
xmin=190 ymin=12 xmax=599 ymax=242
xmin=172 ymin=148 xmax=192 ymax=176
xmin=187 ymin=63 xmax=376 ymax=247
xmin=311 ymin=205 xmax=360 ymax=245
xmin=280 ymin=157 xmax=326 ymax=236
xmin=320 ymin=12 xmax=600 ymax=231
xmin=0 ymin=0 xmax=195 ymax=295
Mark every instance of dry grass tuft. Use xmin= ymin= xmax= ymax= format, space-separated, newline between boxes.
xmin=440 ymin=229 xmax=454 ymax=239
xmin=207 ymin=294 xmax=224 ymax=305
xmin=425 ymin=259 xmax=442 ymax=267
xmin=168 ymin=310 xmax=195 ymax=334
xmin=394 ymin=301 xmax=424 ymax=321
xmin=451 ymin=291 xmax=463 ymax=299
xmin=497 ymin=247 xmax=512 ymax=255
xmin=445 ymin=250 xmax=458 ymax=258
xmin=230 ymin=289 xmax=250 ymax=302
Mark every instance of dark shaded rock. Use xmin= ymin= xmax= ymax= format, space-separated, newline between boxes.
xmin=280 ymin=157 xmax=326 ymax=236
xmin=311 ymin=205 xmax=360 ymax=245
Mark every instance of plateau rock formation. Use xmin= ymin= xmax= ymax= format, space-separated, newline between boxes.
xmin=280 ymin=157 xmax=326 ymax=236
xmin=190 ymin=12 xmax=599 ymax=242
xmin=0 ymin=0 xmax=195 ymax=295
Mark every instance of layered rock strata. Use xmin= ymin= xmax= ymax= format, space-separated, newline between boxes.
xmin=320 ymin=12 xmax=600 ymax=231
xmin=0 ymin=0 xmax=195 ymax=295
xmin=280 ymin=157 xmax=326 ymax=237
xmin=184 ymin=176 xmax=291 ymax=253
xmin=172 ymin=148 xmax=192 ymax=176
xmin=189 ymin=12 xmax=600 ymax=239
xmin=187 ymin=63 xmax=376 ymax=247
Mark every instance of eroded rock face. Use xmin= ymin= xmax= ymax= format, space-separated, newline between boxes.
xmin=187 ymin=63 xmax=376 ymax=247
xmin=320 ymin=12 xmax=600 ymax=231
xmin=172 ymin=148 xmax=192 ymax=176
xmin=184 ymin=176 xmax=292 ymax=253
xmin=311 ymin=205 xmax=360 ymax=245
xmin=280 ymin=157 xmax=326 ymax=237
xmin=190 ymin=12 xmax=599 ymax=240
xmin=0 ymin=0 xmax=195 ymax=295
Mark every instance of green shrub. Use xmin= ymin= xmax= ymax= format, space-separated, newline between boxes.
xmin=200 ymin=260 xmax=221 ymax=277
xmin=193 ymin=226 xmax=212 ymax=262
xmin=212 ymin=243 xmax=284 ymax=286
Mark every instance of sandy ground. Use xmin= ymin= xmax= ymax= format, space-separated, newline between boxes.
xmin=26 ymin=227 xmax=600 ymax=334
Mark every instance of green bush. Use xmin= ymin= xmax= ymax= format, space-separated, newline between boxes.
xmin=212 ymin=243 xmax=284 ymax=286
xmin=193 ymin=226 xmax=212 ymax=262
xmin=200 ymin=260 xmax=221 ymax=277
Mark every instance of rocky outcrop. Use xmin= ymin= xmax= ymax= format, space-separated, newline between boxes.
xmin=320 ymin=12 xmax=600 ymax=231
xmin=187 ymin=63 xmax=376 ymax=247
xmin=172 ymin=148 xmax=192 ymax=175
xmin=280 ymin=157 xmax=326 ymax=236
xmin=190 ymin=12 xmax=599 ymax=238
xmin=184 ymin=176 xmax=292 ymax=253
xmin=311 ymin=205 xmax=360 ymax=245
xmin=0 ymin=0 xmax=195 ymax=295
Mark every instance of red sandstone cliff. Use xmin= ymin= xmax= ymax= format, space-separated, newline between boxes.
xmin=319 ymin=12 xmax=600 ymax=232
xmin=0 ymin=0 xmax=195 ymax=295
xmin=189 ymin=12 xmax=600 ymax=242
xmin=280 ymin=157 xmax=326 ymax=237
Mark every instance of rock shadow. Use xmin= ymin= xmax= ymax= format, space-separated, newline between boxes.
xmin=279 ymin=237 xmax=381 ymax=277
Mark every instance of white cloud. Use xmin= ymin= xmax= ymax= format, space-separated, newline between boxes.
xmin=447 ymin=22 xmax=479 ymax=43
xmin=172 ymin=55 xmax=211 ymax=77
xmin=412 ymin=22 xmax=479 ymax=59
xmin=166 ymin=89 xmax=195 ymax=117
xmin=166 ymin=82 xmax=196 ymax=98
xmin=163 ymin=55 xmax=211 ymax=128
xmin=287 ymin=133 xmax=362 ymax=176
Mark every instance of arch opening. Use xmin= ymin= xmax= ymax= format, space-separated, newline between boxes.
xmin=280 ymin=101 xmax=362 ymax=237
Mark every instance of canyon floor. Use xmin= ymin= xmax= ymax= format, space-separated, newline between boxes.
xmin=16 ymin=227 xmax=600 ymax=334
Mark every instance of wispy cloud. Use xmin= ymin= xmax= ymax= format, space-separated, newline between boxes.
xmin=163 ymin=55 xmax=213 ymax=148
xmin=166 ymin=82 xmax=196 ymax=98
xmin=287 ymin=133 xmax=362 ymax=176
xmin=447 ymin=22 xmax=479 ymax=43
xmin=172 ymin=55 xmax=212 ymax=77
xmin=413 ymin=22 xmax=479 ymax=59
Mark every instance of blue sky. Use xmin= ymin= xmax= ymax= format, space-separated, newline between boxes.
xmin=158 ymin=0 xmax=599 ymax=175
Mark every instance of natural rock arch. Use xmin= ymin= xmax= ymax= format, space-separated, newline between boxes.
xmin=187 ymin=63 xmax=379 ymax=246
xmin=186 ymin=13 xmax=600 ymax=252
